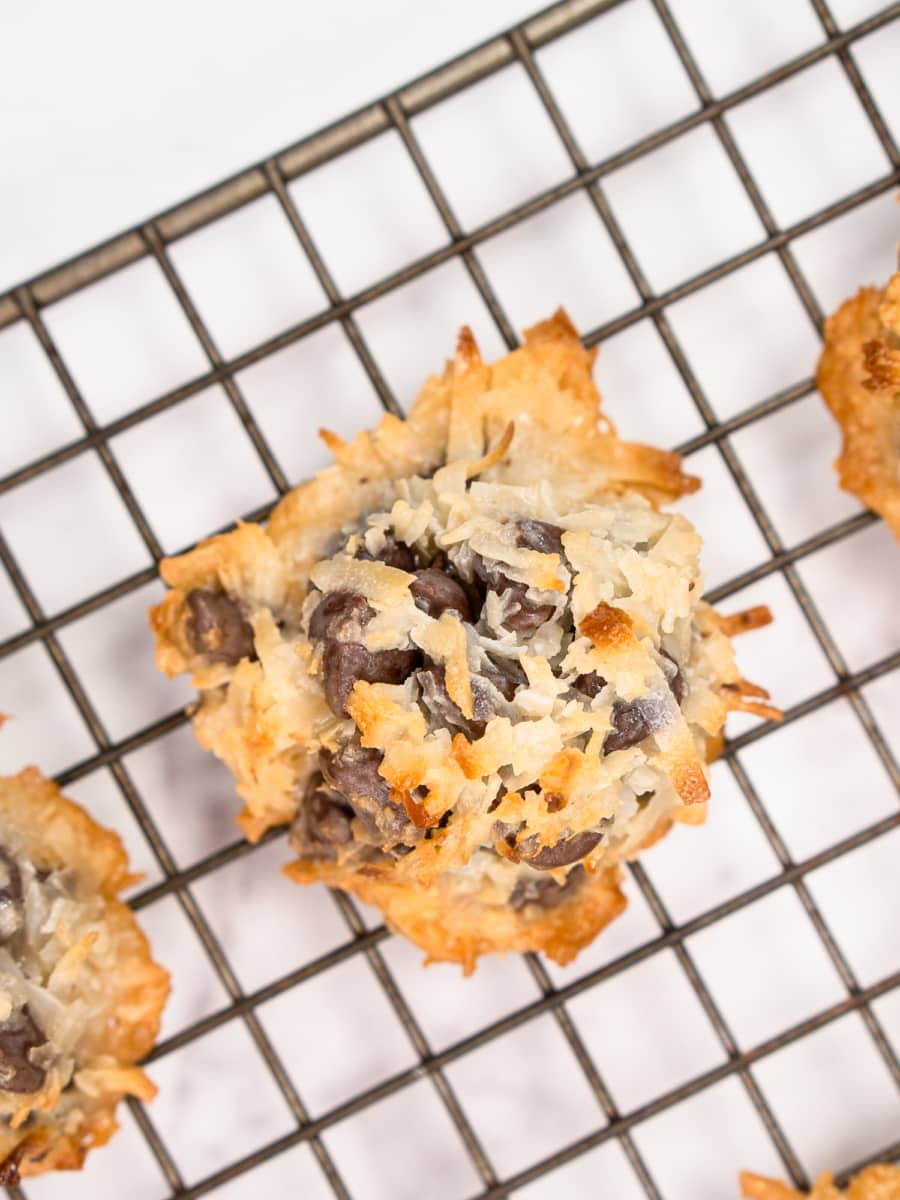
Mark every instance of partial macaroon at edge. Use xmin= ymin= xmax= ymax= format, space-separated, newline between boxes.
xmin=740 ymin=1164 xmax=900 ymax=1199
xmin=0 ymin=767 xmax=169 ymax=1183
xmin=817 ymin=270 xmax=900 ymax=539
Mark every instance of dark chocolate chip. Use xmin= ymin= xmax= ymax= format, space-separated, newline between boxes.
xmin=509 ymin=865 xmax=585 ymax=911
xmin=491 ymin=579 xmax=556 ymax=633
xmin=481 ymin=656 xmax=527 ymax=701
xmin=320 ymin=745 xmax=408 ymax=840
xmin=322 ymin=641 xmax=419 ymax=716
xmin=186 ymin=589 xmax=256 ymax=666
xmin=307 ymin=791 xmax=353 ymax=847
xmin=0 ymin=1007 xmax=48 ymax=1094
xmin=574 ymin=672 xmax=607 ymax=698
xmin=470 ymin=553 xmax=557 ymax=631
xmin=487 ymin=784 xmax=507 ymax=814
xmin=308 ymin=591 xmax=374 ymax=641
xmin=519 ymin=829 xmax=604 ymax=870
xmin=492 ymin=820 xmax=521 ymax=852
xmin=661 ymin=650 xmax=687 ymax=705
xmin=418 ymin=665 xmax=488 ymax=739
xmin=602 ymin=699 xmax=661 ymax=754
xmin=356 ymin=532 xmax=415 ymax=572
xmin=0 ymin=848 xmax=22 ymax=908
xmin=292 ymin=774 xmax=355 ymax=862
xmin=410 ymin=569 xmax=472 ymax=621
xmin=460 ymin=568 xmax=489 ymax=616
xmin=321 ymin=745 xmax=389 ymax=806
xmin=516 ymin=519 xmax=565 ymax=556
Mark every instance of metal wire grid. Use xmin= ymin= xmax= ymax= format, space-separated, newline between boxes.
xmin=1 ymin=0 xmax=898 ymax=1194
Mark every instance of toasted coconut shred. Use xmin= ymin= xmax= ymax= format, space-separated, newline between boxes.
xmin=151 ymin=311 xmax=779 ymax=971
xmin=0 ymin=770 xmax=168 ymax=1181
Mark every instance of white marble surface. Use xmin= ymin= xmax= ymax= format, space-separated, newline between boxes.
xmin=2 ymin=1 xmax=900 ymax=1198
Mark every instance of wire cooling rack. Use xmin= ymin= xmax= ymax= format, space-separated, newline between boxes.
xmin=1 ymin=1 xmax=899 ymax=1197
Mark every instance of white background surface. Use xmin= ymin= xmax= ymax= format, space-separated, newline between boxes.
xmin=1 ymin=2 xmax=900 ymax=1199
xmin=0 ymin=0 xmax=545 ymax=290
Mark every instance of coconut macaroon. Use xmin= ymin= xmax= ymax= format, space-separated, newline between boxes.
xmin=818 ymin=268 xmax=900 ymax=539
xmin=0 ymin=769 xmax=168 ymax=1183
xmin=151 ymin=311 xmax=777 ymax=968
xmin=740 ymin=1165 xmax=900 ymax=1199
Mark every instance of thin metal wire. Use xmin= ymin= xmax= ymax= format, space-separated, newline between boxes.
xmin=1 ymin=6 xmax=897 ymax=493
xmin=648 ymin=0 xmax=900 ymax=1113
xmin=251 ymin=160 xmax=504 ymax=1185
xmin=140 ymin=224 xmax=291 ymax=498
xmin=3 ymin=0 xmax=899 ymax=1196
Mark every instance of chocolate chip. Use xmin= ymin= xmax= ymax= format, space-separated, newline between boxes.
xmin=292 ymin=774 xmax=354 ymax=861
xmin=0 ymin=848 xmax=22 ymax=908
xmin=574 ymin=672 xmax=607 ymax=698
xmin=492 ymin=820 xmax=521 ymax=853
xmin=322 ymin=641 xmax=419 ymax=716
xmin=0 ymin=1007 xmax=48 ymax=1094
xmin=661 ymin=650 xmax=687 ymax=705
xmin=186 ymin=589 xmax=256 ymax=666
xmin=308 ymin=591 xmax=374 ymax=641
xmin=320 ymin=745 xmax=388 ymax=805
xmin=481 ymin=656 xmax=527 ymax=701
xmin=410 ymin=568 xmax=472 ymax=621
xmin=509 ymin=865 xmax=585 ymax=911
xmin=356 ymin=532 xmax=415 ymax=572
xmin=418 ymin=665 xmax=488 ymax=739
xmin=307 ymin=791 xmax=353 ymax=846
xmin=491 ymin=578 xmax=556 ymax=632
xmin=518 ymin=829 xmax=604 ymax=870
xmin=488 ymin=784 xmax=507 ymax=814
xmin=602 ymin=699 xmax=661 ymax=754
xmin=320 ymin=745 xmax=408 ymax=840
xmin=471 ymin=553 xmax=558 ymax=633
xmin=516 ymin=519 xmax=565 ymax=556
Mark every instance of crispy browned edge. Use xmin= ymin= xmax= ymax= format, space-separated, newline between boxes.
xmin=740 ymin=1164 xmax=900 ymax=1199
xmin=817 ymin=270 xmax=900 ymax=538
xmin=0 ymin=768 xmax=170 ymax=1181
